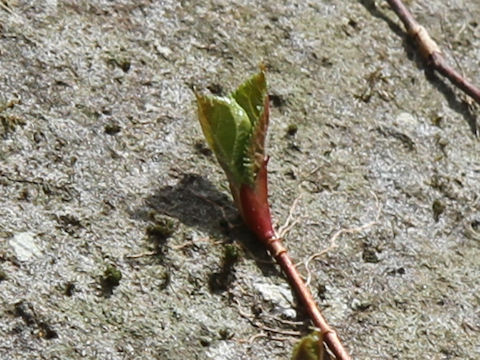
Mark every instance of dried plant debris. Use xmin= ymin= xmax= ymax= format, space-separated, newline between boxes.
xmin=12 ymin=301 xmax=58 ymax=340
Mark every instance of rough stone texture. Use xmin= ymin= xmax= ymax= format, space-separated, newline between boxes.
xmin=1 ymin=1 xmax=479 ymax=359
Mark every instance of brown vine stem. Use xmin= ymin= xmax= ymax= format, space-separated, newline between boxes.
xmin=386 ymin=0 xmax=480 ymax=106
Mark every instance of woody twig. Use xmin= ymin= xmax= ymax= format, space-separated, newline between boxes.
xmin=386 ymin=0 xmax=480 ymax=106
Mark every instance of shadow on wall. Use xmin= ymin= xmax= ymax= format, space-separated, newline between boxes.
xmin=135 ymin=173 xmax=238 ymax=232
xmin=132 ymin=173 xmax=282 ymax=277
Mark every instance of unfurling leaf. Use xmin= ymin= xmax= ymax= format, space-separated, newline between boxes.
xmin=232 ymin=71 xmax=269 ymax=181
xmin=291 ymin=331 xmax=328 ymax=360
xmin=196 ymin=71 xmax=269 ymax=188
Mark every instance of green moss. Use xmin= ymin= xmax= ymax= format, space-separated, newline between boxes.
xmin=362 ymin=247 xmax=380 ymax=263
xmin=291 ymin=331 xmax=324 ymax=360
xmin=63 ymin=281 xmax=76 ymax=296
xmin=101 ymin=264 xmax=123 ymax=296
xmin=145 ymin=215 xmax=177 ymax=263
xmin=146 ymin=216 xmax=176 ymax=241
xmin=209 ymin=244 xmax=241 ymax=293
xmin=0 ymin=114 xmax=26 ymax=137
xmin=432 ymin=199 xmax=445 ymax=222
xmin=223 ymin=243 xmax=239 ymax=266
xmin=105 ymin=51 xmax=131 ymax=72
xmin=105 ymin=265 xmax=122 ymax=284
xmin=0 ymin=268 xmax=7 ymax=281
xmin=104 ymin=123 xmax=121 ymax=135
xmin=286 ymin=124 xmax=298 ymax=136
xmin=159 ymin=271 xmax=171 ymax=290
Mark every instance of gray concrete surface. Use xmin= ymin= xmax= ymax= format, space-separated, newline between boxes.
xmin=1 ymin=1 xmax=479 ymax=359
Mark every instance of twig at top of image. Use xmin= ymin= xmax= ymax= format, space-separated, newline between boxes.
xmin=386 ymin=0 xmax=480 ymax=107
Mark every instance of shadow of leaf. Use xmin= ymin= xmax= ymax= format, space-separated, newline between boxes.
xmin=136 ymin=173 xmax=237 ymax=233
xmin=132 ymin=173 xmax=284 ymax=277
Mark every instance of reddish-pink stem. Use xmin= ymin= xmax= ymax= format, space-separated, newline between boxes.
xmin=238 ymin=161 xmax=351 ymax=360
xmin=267 ymin=237 xmax=352 ymax=360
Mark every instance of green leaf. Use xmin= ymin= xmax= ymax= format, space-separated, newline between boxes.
xmin=196 ymin=94 xmax=252 ymax=185
xmin=232 ymin=71 xmax=269 ymax=180
xmin=291 ymin=332 xmax=326 ymax=360
xmin=231 ymin=71 xmax=267 ymax=128
xmin=196 ymin=71 xmax=269 ymax=186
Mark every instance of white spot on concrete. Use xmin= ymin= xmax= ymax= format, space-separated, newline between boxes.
xmin=9 ymin=232 xmax=43 ymax=261
xmin=394 ymin=112 xmax=418 ymax=133
xmin=205 ymin=341 xmax=239 ymax=360
xmin=253 ymin=281 xmax=296 ymax=319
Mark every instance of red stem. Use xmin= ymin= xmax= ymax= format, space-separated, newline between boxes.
xmin=238 ymin=160 xmax=351 ymax=360
xmin=268 ymin=238 xmax=351 ymax=360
